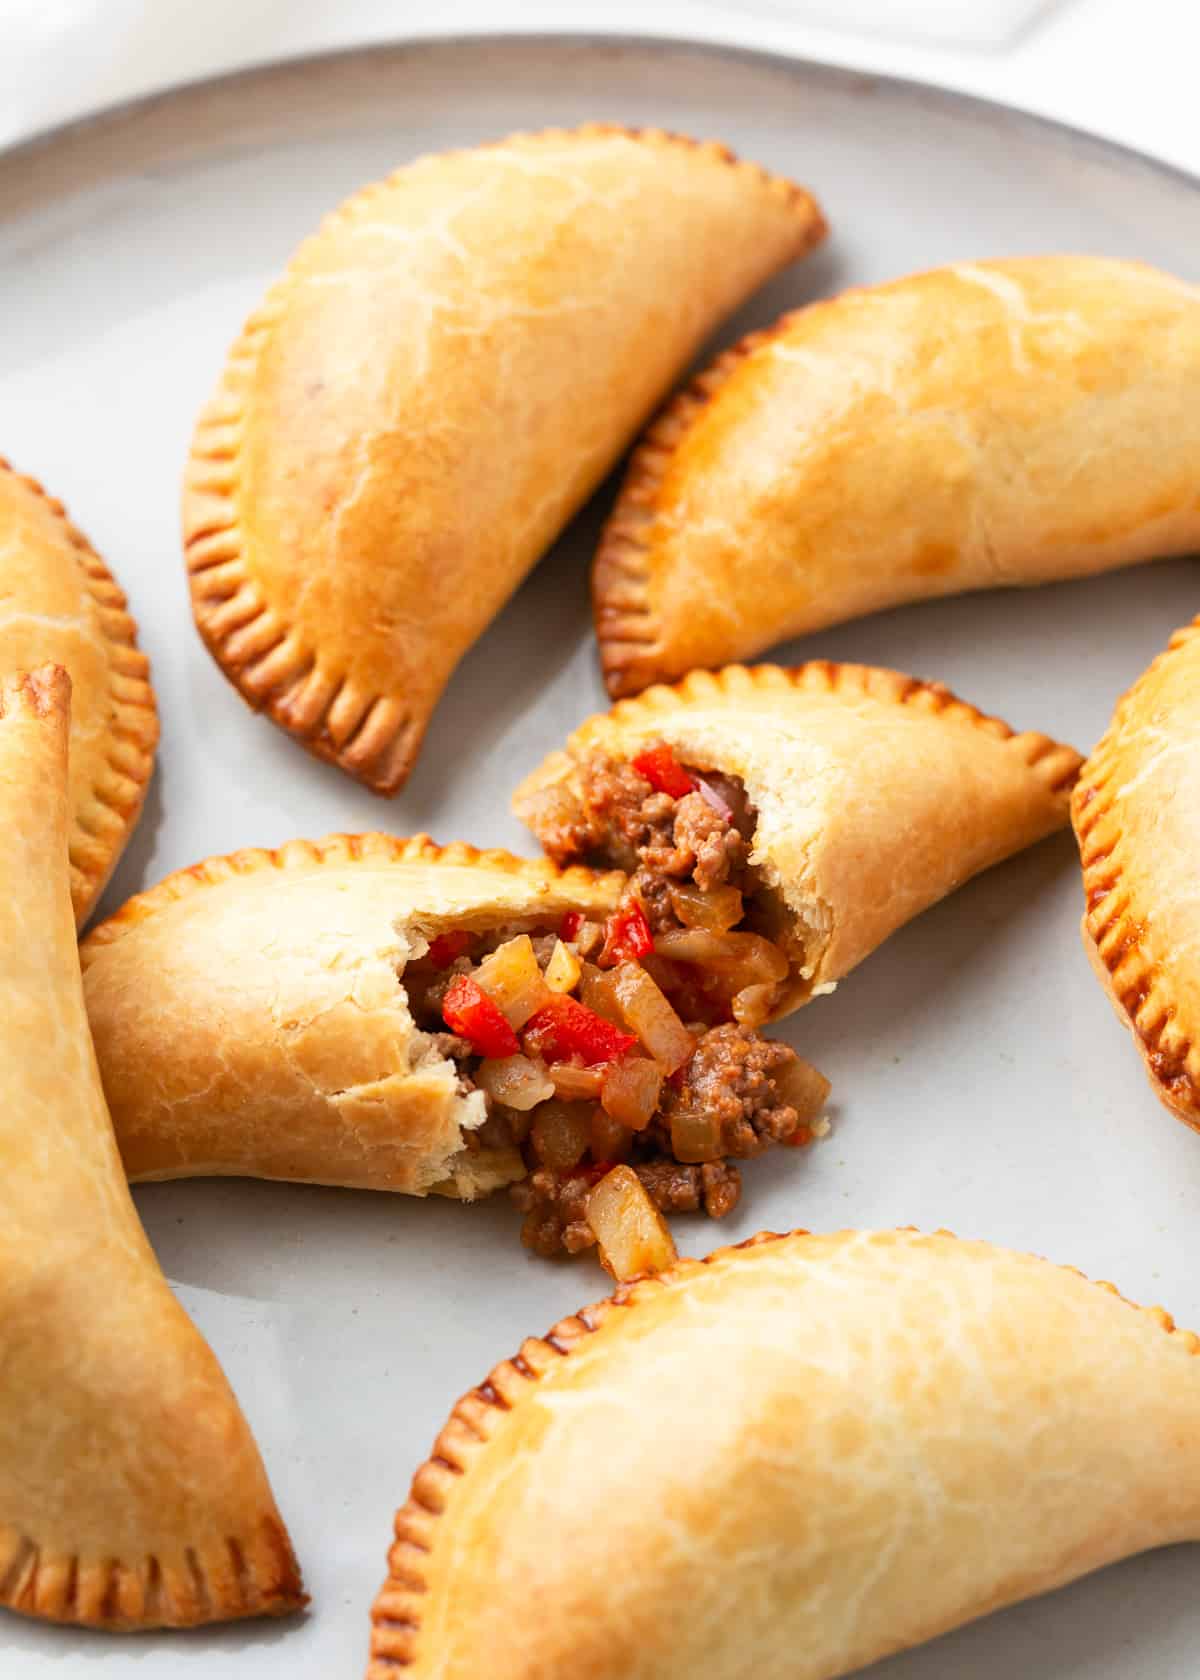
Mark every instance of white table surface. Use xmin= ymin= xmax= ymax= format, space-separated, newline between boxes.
xmin=2 ymin=0 xmax=1198 ymax=176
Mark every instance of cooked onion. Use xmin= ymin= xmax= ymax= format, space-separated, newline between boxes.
xmin=600 ymin=1056 xmax=663 ymax=1131
xmin=694 ymin=776 xmax=733 ymax=821
xmin=586 ymin=1165 xmax=677 ymax=1282
xmin=529 ymin=1102 xmax=591 ymax=1172
xmin=654 ymin=928 xmax=789 ymax=986
xmin=667 ymin=882 xmax=744 ymax=932
xmin=773 ymin=1056 xmax=831 ymax=1125
xmin=577 ymin=962 xmax=628 ymax=1026
xmin=731 ymin=983 xmax=778 ymax=1029
xmin=543 ymin=937 xmax=582 ymax=995
xmin=550 ymin=1064 xmax=604 ymax=1101
xmin=610 ymin=962 xmax=695 ymax=1073
xmin=588 ymin=1108 xmax=633 ymax=1164
xmin=475 ymin=935 xmax=552 ymax=1028
xmin=475 ymin=1054 xmax=554 ymax=1112
xmin=669 ymin=1106 xmax=723 ymax=1164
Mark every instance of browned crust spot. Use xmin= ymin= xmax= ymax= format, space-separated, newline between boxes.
xmin=553 ymin=661 xmax=1083 ymax=799
xmin=79 ymin=832 xmax=626 ymax=968
xmin=365 ymin=1226 xmax=1197 ymax=1673
xmin=0 ymin=1514 xmax=305 ymax=1631
xmin=1071 ymin=615 xmax=1200 ymax=1125
xmin=183 ymin=125 xmax=826 ymax=796
xmin=1 ymin=458 xmax=159 ymax=924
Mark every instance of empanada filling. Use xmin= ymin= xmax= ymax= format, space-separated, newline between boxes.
xmin=404 ymin=743 xmax=827 ymax=1270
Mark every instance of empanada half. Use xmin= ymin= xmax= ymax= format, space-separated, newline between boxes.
xmin=367 ymin=1227 xmax=1200 ymax=1680
xmin=1073 ymin=615 xmax=1200 ymax=1126
xmin=0 ymin=458 xmax=158 ymax=922
xmin=595 ymin=256 xmax=1200 ymax=695
xmin=0 ymin=667 xmax=303 ymax=1629
xmin=185 ymin=125 xmax=825 ymax=792
xmin=513 ymin=662 xmax=1082 ymax=1013
xmin=81 ymin=836 xmax=624 ymax=1196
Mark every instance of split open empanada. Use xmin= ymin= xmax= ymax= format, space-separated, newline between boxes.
xmin=595 ymin=256 xmax=1200 ymax=695
xmin=0 ymin=458 xmax=158 ymax=922
xmin=185 ymin=125 xmax=825 ymax=792
xmin=82 ymin=835 xmax=837 ymax=1263
xmin=514 ymin=662 xmax=1082 ymax=1014
xmin=0 ymin=666 xmax=302 ymax=1629
xmin=1074 ymin=615 xmax=1200 ymax=1126
xmin=367 ymin=1227 xmax=1200 ymax=1680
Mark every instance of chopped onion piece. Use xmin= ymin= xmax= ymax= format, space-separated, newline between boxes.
xmin=543 ymin=937 xmax=582 ymax=995
xmin=732 ymin=983 xmax=778 ymax=1029
xmin=586 ymin=1165 xmax=678 ymax=1282
xmin=530 ymin=1102 xmax=591 ymax=1172
xmin=773 ymin=1057 xmax=831 ymax=1126
xmin=668 ymin=1105 xmax=724 ymax=1164
xmin=668 ymin=882 xmax=744 ymax=932
xmin=588 ymin=1107 xmax=633 ymax=1164
xmin=475 ymin=935 xmax=552 ymax=1028
xmin=694 ymin=776 xmax=733 ymax=821
xmin=577 ymin=962 xmax=628 ymax=1026
xmin=610 ymin=962 xmax=695 ymax=1073
xmin=654 ymin=928 xmax=790 ymax=985
xmin=475 ymin=1054 xmax=554 ymax=1112
xmin=600 ymin=1056 xmax=664 ymax=1131
xmin=550 ymin=1064 xmax=604 ymax=1101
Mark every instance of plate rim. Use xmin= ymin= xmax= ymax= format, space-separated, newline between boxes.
xmin=1 ymin=28 xmax=1197 ymax=202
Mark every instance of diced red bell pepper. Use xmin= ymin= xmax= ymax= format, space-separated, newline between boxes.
xmin=559 ymin=910 xmax=585 ymax=942
xmin=631 ymin=742 xmax=697 ymax=800
xmin=427 ymin=929 xmax=472 ymax=969
xmin=442 ymin=975 xmax=520 ymax=1058
xmin=522 ymin=995 xmax=637 ymax=1067
xmin=599 ymin=901 xmax=654 ymax=968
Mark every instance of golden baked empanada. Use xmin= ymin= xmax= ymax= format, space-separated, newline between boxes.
xmin=82 ymin=836 xmax=834 ymax=1262
xmin=595 ymin=256 xmax=1200 ymax=695
xmin=0 ymin=666 xmax=302 ymax=1629
xmin=185 ymin=125 xmax=825 ymax=792
xmin=0 ymin=458 xmax=157 ymax=921
xmin=367 ymin=1228 xmax=1200 ymax=1680
xmin=81 ymin=837 xmax=624 ymax=1197
xmin=514 ymin=662 xmax=1082 ymax=1014
xmin=1074 ymin=615 xmax=1200 ymax=1126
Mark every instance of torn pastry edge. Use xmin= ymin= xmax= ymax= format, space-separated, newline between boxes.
xmin=1 ymin=459 xmax=159 ymax=925
xmin=183 ymin=123 xmax=827 ymax=795
xmin=81 ymin=832 xmax=625 ymax=1199
xmin=512 ymin=661 xmax=1083 ymax=1012
xmin=1072 ymin=614 xmax=1200 ymax=1127
xmin=366 ymin=1226 xmax=1199 ymax=1675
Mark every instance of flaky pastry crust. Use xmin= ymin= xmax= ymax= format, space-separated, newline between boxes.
xmin=184 ymin=124 xmax=825 ymax=792
xmin=81 ymin=836 xmax=623 ymax=1195
xmin=595 ymin=256 xmax=1200 ymax=695
xmin=1073 ymin=615 xmax=1200 ymax=1126
xmin=0 ymin=666 xmax=303 ymax=1630
xmin=514 ymin=662 xmax=1081 ymax=1012
xmin=368 ymin=1227 xmax=1200 ymax=1680
xmin=0 ymin=459 xmax=158 ymax=922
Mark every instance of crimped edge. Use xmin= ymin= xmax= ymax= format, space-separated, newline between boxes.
xmin=1071 ymin=615 xmax=1200 ymax=1126
xmin=80 ymin=831 xmax=626 ymax=967
xmin=0 ymin=1511 xmax=305 ymax=1631
xmin=1 ymin=458 xmax=159 ymax=924
xmin=183 ymin=123 xmax=826 ymax=794
xmin=514 ymin=660 xmax=1084 ymax=818
xmin=593 ymin=307 xmax=809 ymax=698
xmin=366 ymin=1225 xmax=1198 ymax=1673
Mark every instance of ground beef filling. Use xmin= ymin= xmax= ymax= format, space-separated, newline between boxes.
xmin=405 ymin=743 xmax=824 ymax=1259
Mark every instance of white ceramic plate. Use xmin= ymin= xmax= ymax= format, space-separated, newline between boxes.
xmin=2 ymin=34 xmax=1198 ymax=1679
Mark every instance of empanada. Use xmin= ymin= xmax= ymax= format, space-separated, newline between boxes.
xmin=81 ymin=835 xmax=832 ymax=1262
xmin=595 ymin=256 xmax=1200 ymax=695
xmin=0 ymin=666 xmax=302 ymax=1629
xmin=1074 ymin=615 xmax=1200 ymax=1126
xmin=367 ymin=1227 xmax=1200 ymax=1680
xmin=185 ymin=125 xmax=825 ymax=792
xmin=0 ymin=458 xmax=158 ymax=922
xmin=514 ymin=662 xmax=1082 ymax=1013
